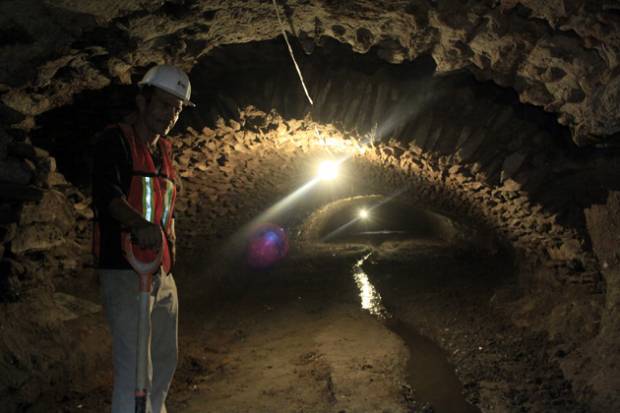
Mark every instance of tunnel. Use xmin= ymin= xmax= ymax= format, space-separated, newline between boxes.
xmin=1 ymin=1 xmax=620 ymax=412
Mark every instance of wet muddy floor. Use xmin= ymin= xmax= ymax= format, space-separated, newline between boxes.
xmin=163 ymin=239 xmax=589 ymax=413
xmin=56 ymin=238 xmax=590 ymax=412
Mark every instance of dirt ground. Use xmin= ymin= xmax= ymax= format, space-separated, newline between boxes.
xmin=54 ymin=238 xmax=591 ymax=413
xmin=169 ymin=238 xmax=590 ymax=413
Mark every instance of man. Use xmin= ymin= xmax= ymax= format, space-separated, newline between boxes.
xmin=92 ymin=64 xmax=194 ymax=413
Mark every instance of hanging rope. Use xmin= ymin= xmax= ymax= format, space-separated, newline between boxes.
xmin=271 ymin=0 xmax=314 ymax=106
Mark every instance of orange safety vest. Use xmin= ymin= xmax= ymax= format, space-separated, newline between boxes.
xmin=93 ymin=123 xmax=177 ymax=274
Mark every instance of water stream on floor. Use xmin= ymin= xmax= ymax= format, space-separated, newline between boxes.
xmin=352 ymin=253 xmax=480 ymax=413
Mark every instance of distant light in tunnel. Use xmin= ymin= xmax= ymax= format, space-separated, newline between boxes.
xmin=317 ymin=160 xmax=340 ymax=181
xmin=321 ymin=188 xmax=409 ymax=242
xmin=358 ymin=208 xmax=369 ymax=220
xmin=224 ymin=154 xmax=351 ymax=254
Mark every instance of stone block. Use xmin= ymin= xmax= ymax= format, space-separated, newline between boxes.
xmin=502 ymin=151 xmax=527 ymax=179
xmin=34 ymin=157 xmax=57 ymax=188
xmin=455 ymin=125 xmax=474 ymax=149
xmin=0 ymin=203 xmax=18 ymax=224
xmin=46 ymin=172 xmax=69 ymax=187
xmin=456 ymin=130 xmax=487 ymax=163
xmin=0 ymin=183 xmax=43 ymax=202
xmin=19 ymin=190 xmax=74 ymax=233
xmin=584 ymin=192 xmax=620 ymax=263
xmin=0 ymin=158 xmax=33 ymax=185
xmin=0 ymin=223 xmax=17 ymax=243
xmin=501 ymin=178 xmax=522 ymax=192
xmin=74 ymin=201 xmax=94 ymax=220
xmin=10 ymin=224 xmax=65 ymax=254
xmin=52 ymin=292 xmax=102 ymax=321
xmin=7 ymin=142 xmax=37 ymax=160
xmin=547 ymin=238 xmax=583 ymax=261
xmin=0 ymin=128 xmax=10 ymax=160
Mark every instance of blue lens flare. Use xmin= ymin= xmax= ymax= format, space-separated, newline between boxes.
xmin=247 ymin=224 xmax=289 ymax=269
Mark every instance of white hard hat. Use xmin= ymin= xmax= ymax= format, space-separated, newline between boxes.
xmin=138 ymin=64 xmax=195 ymax=107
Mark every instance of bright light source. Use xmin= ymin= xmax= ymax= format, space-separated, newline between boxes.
xmin=317 ymin=160 xmax=339 ymax=181
xmin=359 ymin=208 xmax=369 ymax=220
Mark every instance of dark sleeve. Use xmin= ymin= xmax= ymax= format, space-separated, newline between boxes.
xmin=92 ymin=127 xmax=132 ymax=213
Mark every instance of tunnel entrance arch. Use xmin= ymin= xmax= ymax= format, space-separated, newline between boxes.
xmin=0 ymin=34 xmax=611 ymax=413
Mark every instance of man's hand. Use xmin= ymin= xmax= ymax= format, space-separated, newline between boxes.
xmin=131 ymin=220 xmax=162 ymax=250
xmin=109 ymin=198 xmax=162 ymax=250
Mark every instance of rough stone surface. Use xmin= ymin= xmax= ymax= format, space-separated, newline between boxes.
xmin=0 ymin=129 xmax=10 ymax=160
xmin=560 ymin=192 xmax=620 ymax=413
xmin=0 ymin=157 xmax=33 ymax=185
xmin=0 ymin=1 xmax=619 ymax=408
xmin=0 ymin=1 xmax=618 ymax=144
xmin=0 ymin=104 xmax=618 ymax=411
xmin=165 ymin=107 xmax=612 ymax=410
xmin=0 ymin=131 xmax=93 ymax=411
xmin=19 ymin=190 xmax=75 ymax=233
xmin=170 ymin=107 xmax=601 ymax=291
xmin=10 ymin=224 xmax=66 ymax=254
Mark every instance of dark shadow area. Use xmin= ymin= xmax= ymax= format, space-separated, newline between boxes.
xmin=30 ymin=84 xmax=136 ymax=189
xmin=188 ymin=36 xmax=574 ymax=151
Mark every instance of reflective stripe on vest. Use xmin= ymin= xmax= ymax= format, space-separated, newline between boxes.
xmin=143 ymin=176 xmax=154 ymax=223
xmin=118 ymin=123 xmax=177 ymax=273
xmin=136 ymin=175 xmax=174 ymax=227
xmin=161 ymin=178 xmax=175 ymax=228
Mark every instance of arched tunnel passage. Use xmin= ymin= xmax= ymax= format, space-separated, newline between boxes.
xmin=185 ymin=36 xmax=575 ymax=151
xmin=30 ymin=37 xmax=580 ymax=191
xmin=29 ymin=36 xmax=609 ymax=247
xmin=302 ymin=194 xmax=468 ymax=244
xmin=2 ymin=35 xmax=615 ymax=413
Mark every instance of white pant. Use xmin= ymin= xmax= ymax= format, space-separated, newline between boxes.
xmin=100 ymin=269 xmax=178 ymax=413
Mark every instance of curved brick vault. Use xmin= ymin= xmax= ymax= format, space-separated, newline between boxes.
xmin=1 ymin=2 xmax=620 ymax=412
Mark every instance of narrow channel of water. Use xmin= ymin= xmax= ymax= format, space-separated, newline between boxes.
xmin=352 ymin=253 xmax=480 ymax=413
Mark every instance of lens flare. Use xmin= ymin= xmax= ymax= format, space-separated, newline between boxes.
xmin=359 ymin=208 xmax=369 ymax=220
xmin=247 ymin=224 xmax=289 ymax=269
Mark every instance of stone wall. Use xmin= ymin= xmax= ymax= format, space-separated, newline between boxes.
xmin=0 ymin=129 xmax=102 ymax=411
xmin=170 ymin=106 xmax=613 ymax=408
xmin=171 ymin=106 xmax=602 ymax=291
xmin=0 ymin=131 xmax=91 ymax=301
xmin=1 ymin=0 xmax=619 ymax=145
xmin=563 ymin=192 xmax=620 ymax=412
xmin=0 ymin=0 xmax=618 ymax=408
xmin=0 ymin=103 xmax=616 ymax=409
